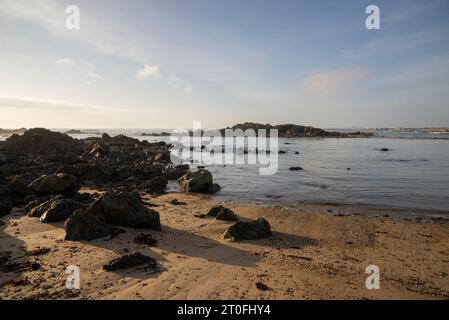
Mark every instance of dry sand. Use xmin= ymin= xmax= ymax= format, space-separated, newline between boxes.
xmin=1 ymin=191 xmax=448 ymax=300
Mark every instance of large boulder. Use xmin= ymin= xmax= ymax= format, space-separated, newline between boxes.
xmin=38 ymin=198 xmax=84 ymax=223
xmin=223 ymin=218 xmax=272 ymax=241
xmin=178 ymin=169 xmax=220 ymax=193
xmin=89 ymin=191 xmax=161 ymax=230
xmin=65 ymin=209 xmax=113 ymax=241
xmin=28 ymin=174 xmax=78 ymax=195
xmin=207 ymin=206 xmax=238 ymax=221
xmin=1 ymin=128 xmax=85 ymax=158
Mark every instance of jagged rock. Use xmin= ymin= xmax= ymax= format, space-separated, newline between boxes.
xmin=207 ymin=206 xmax=238 ymax=221
xmin=28 ymin=196 xmax=64 ymax=217
xmin=56 ymin=163 xmax=117 ymax=184
xmin=103 ymin=253 xmax=157 ymax=271
xmin=28 ymin=174 xmax=78 ymax=195
xmin=224 ymin=218 xmax=272 ymax=241
xmin=1 ymin=128 xmax=86 ymax=158
xmin=154 ymin=151 xmax=171 ymax=162
xmin=39 ymin=198 xmax=85 ymax=223
xmin=65 ymin=209 xmax=113 ymax=241
xmin=89 ymin=191 xmax=161 ymax=230
xmin=7 ymin=173 xmax=38 ymax=196
xmin=138 ymin=175 xmax=168 ymax=194
xmin=178 ymin=169 xmax=220 ymax=193
xmin=162 ymin=164 xmax=189 ymax=180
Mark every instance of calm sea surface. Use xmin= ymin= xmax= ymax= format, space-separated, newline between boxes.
xmin=2 ymin=129 xmax=449 ymax=214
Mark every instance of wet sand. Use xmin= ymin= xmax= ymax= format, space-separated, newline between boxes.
xmin=1 ymin=191 xmax=448 ymax=300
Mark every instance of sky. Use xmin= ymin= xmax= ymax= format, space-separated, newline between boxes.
xmin=0 ymin=0 xmax=448 ymax=129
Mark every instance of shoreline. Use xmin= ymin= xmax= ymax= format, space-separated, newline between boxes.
xmin=1 ymin=191 xmax=448 ymax=300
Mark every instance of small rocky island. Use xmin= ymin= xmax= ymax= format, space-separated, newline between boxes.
xmin=221 ymin=122 xmax=372 ymax=138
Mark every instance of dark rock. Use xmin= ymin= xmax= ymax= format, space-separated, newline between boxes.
xmin=0 ymin=184 xmax=12 ymax=217
xmin=279 ymin=150 xmax=286 ymax=154
xmin=65 ymin=209 xmax=113 ymax=241
xmin=224 ymin=218 xmax=272 ymax=241
xmin=207 ymin=206 xmax=238 ymax=221
xmin=162 ymin=164 xmax=189 ymax=180
xmin=134 ymin=234 xmax=158 ymax=246
xmin=0 ymin=220 xmax=4 ymax=226
xmin=28 ymin=174 xmax=78 ymax=195
xmin=222 ymin=122 xmax=373 ymax=138
xmin=27 ymin=196 xmax=64 ymax=217
xmin=178 ymin=169 xmax=219 ymax=193
xmin=208 ymin=183 xmax=221 ymax=194
xmin=256 ymin=282 xmax=268 ymax=291
xmin=138 ymin=175 xmax=167 ymax=194
xmin=89 ymin=191 xmax=161 ymax=230
xmin=39 ymin=198 xmax=85 ymax=223
xmin=7 ymin=173 xmax=37 ymax=196
xmin=1 ymin=128 xmax=86 ymax=159
xmin=289 ymin=167 xmax=303 ymax=171
xmin=103 ymin=253 xmax=157 ymax=271
xmin=170 ymin=199 xmax=186 ymax=205
xmin=380 ymin=148 xmax=389 ymax=152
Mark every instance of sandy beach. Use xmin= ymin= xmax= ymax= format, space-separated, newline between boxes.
xmin=1 ymin=190 xmax=448 ymax=300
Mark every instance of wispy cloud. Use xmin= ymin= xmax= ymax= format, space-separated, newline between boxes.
xmin=0 ymin=95 xmax=109 ymax=111
xmin=136 ymin=65 xmax=160 ymax=80
xmin=55 ymin=58 xmax=75 ymax=68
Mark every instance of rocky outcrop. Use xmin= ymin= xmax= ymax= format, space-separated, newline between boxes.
xmin=224 ymin=218 xmax=272 ymax=241
xmin=207 ymin=206 xmax=238 ymax=221
xmin=178 ymin=169 xmax=220 ymax=193
xmin=28 ymin=174 xmax=78 ymax=195
xmin=0 ymin=128 xmax=86 ymax=159
xmin=89 ymin=191 xmax=161 ymax=230
xmin=38 ymin=198 xmax=85 ymax=223
xmin=221 ymin=122 xmax=373 ymax=138
xmin=64 ymin=209 xmax=113 ymax=241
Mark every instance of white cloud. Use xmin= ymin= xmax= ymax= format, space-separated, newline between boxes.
xmin=185 ymin=84 xmax=193 ymax=93
xmin=55 ymin=58 xmax=75 ymax=68
xmin=0 ymin=95 xmax=109 ymax=110
xmin=136 ymin=65 xmax=160 ymax=79
xmin=302 ymin=67 xmax=372 ymax=96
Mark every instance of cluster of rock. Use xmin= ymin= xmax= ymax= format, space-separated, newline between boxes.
xmin=204 ymin=205 xmax=272 ymax=241
xmin=0 ymin=128 xmax=193 ymax=219
xmin=222 ymin=122 xmax=373 ymax=138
